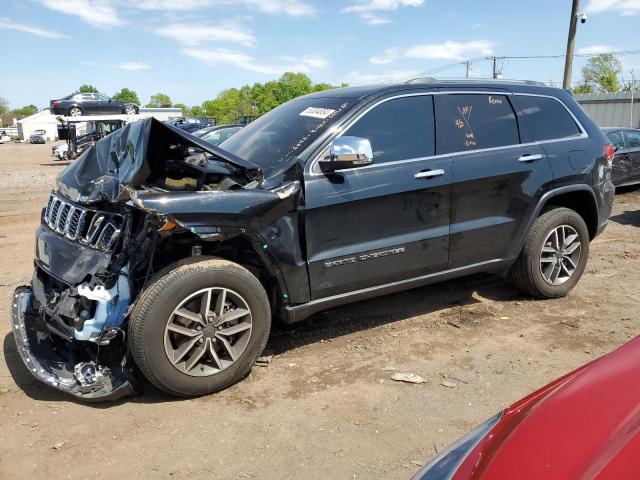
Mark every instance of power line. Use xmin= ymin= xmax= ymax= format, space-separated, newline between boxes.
xmin=402 ymin=49 xmax=640 ymax=82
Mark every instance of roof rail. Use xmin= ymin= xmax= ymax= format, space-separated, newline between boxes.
xmin=405 ymin=77 xmax=548 ymax=87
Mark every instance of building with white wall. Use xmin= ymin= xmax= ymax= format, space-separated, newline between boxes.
xmin=17 ymin=108 xmax=183 ymax=141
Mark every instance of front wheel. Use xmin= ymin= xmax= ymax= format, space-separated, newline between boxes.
xmin=123 ymin=105 xmax=137 ymax=115
xmin=128 ymin=259 xmax=271 ymax=397
xmin=509 ymin=207 xmax=590 ymax=299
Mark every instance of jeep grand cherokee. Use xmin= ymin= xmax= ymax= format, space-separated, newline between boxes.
xmin=12 ymin=79 xmax=615 ymax=401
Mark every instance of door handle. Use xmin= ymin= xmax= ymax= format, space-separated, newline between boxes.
xmin=518 ymin=154 xmax=543 ymax=163
xmin=414 ymin=169 xmax=445 ymax=179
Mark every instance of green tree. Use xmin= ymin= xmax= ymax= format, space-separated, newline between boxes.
xmin=190 ymin=105 xmax=204 ymax=117
xmin=173 ymin=103 xmax=191 ymax=115
xmin=202 ymin=72 xmax=345 ymax=123
xmin=112 ymin=88 xmax=140 ymax=105
xmin=79 ymin=84 xmax=98 ymax=93
xmin=146 ymin=93 xmax=172 ymax=108
xmin=572 ymin=82 xmax=594 ymax=94
xmin=11 ymin=105 xmax=38 ymax=116
xmin=200 ymin=73 xmax=342 ymax=123
xmin=0 ymin=97 xmax=8 ymax=115
xmin=579 ymin=54 xmax=622 ymax=93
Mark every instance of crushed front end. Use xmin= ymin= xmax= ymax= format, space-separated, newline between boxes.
xmin=12 ymin=193 xmax=138 ymax=401
xmin=10 ymin=117 xmax=296 ymax=402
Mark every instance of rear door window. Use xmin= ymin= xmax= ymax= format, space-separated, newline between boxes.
xmin=516 ymin=95 xmax=582 ymax=141
xmin=436 ymin=94 xmax=520 ymax=154
xmin=345 ymin=95 xmax=435 ymax=164
xmin=606 ymin=131 xmax=625 ymax=150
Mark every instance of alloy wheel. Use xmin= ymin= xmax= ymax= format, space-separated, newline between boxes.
xmin=539 ymin=225 xmax=582 ymax=286
xmin=124 ymin=106 xmax=136 ymax=115
xmin=69 ymin=107 xmax=82 ymax=117
xmin=163 ymin=287 xmax=253 ymax=377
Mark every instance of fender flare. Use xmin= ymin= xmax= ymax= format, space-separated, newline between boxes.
xmin=508 ymin=184 xmax=598 ymax=259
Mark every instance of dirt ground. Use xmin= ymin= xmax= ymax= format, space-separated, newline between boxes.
xmin=0 ymin=142 xmax=639 ymax=480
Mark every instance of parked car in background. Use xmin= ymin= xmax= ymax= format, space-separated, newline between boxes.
xmin=53 ymin=119 xmax=126 ymax=160
xmin=169 ymin=117 xmax=210 ymax=133
xmin=603 ymin=127 xmax=640 ymax=187
xmin=199 ymin=124 xmax=243 ymax=146
xmin=413 ymin=335 xmax=640 ymax=480
xmin=51 ymin=142 xmax=68 ymax=160
xmin=50 ymin=92 xmax=139 ymax=117
xmin=29 ymin=129 xmax=47 ymax=144
xmin=12 ymin=79 xmax=615 ymax=402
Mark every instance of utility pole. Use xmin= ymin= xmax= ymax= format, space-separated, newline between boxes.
xmin=465 ymin=60 xmax=470 ymax=78
xmin=563 ymin=0 xmax=581 ymax=89
xmin=492 ymin=57 xmax=497 ymax=79
xmin=631 ymin=70 xmax=636 ymax=128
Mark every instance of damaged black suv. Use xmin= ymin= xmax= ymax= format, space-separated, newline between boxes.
xmin=12 ymin=79 xmax=615 ymax=401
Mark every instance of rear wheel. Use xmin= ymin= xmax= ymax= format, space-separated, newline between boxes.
xmin=128 ymin=259 xmax=271 ymax=397
xmin=68 ymin=106 xmax=82 ymax=117
xmin=509 ymin=207 xmax=589 ymax=298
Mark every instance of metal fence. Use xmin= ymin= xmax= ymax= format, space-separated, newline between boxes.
xmin=574 ymin=91 xmax=639 ymax=129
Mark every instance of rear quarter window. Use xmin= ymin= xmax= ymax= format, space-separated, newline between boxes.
xmin=516 ymin=95 xmax=582 ymax=141
xmin=437 ymin=94 xmax=520 ymax=154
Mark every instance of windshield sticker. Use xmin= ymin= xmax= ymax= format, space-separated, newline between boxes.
xmin=299 ymin=107 xmax=337 ymax=119
xmin=281 ymin=102 xmax=350 ymax=162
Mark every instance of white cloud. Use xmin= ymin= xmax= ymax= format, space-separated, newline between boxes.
xmin=359 ymin=12 xmax=392 ymax=25
xmin=128 ymin=0 xmax=316 ymax=16
xmin=586 ymin=0 xmax=640 ymax=15
xmin=342 ymin=69 xmax=421 ymax=85
xmin=38 ymin=0 xmax=121 ymax=28
xmin=38 ymin=0 xmax=315 ymax=30
xmin=183 ymin=48 xmax=328 ymax=74
xmin=370 ymin=40 xmax=494 ymax=64
xmin=342 ymin=0 xmax=424 ymax=13
xmin=472 ymin=23 xmax=486 ymax=28
xmin=0 ymin=17 xmax=67 ymax=38
xmin=576 ymin=45 xmax=618 ymax=55
xmin=83 ymin=61 xmax=151 ymax=70
xmin=156 ymin=22 xmax=255 ymax=47
xmin=342 ymin=0 xmax=423 ymax=25
xmin=117 ymin=62 xmax=152 ymax=71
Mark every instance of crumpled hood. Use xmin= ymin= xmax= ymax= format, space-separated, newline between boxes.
xmin=56 ymin=117 xmax=262 ymax=204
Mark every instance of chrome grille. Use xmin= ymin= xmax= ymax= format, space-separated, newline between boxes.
xmin=43 ymin=193 xmax=122 ymax=251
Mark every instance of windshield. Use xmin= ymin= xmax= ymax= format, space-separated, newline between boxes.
xmin=218 ymin=97 xmax=352 ymax=172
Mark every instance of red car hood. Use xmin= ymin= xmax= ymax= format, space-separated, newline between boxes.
xmin=455 ymin=336 xmax=640 ymax=480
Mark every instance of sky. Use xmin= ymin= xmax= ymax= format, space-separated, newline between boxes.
xmin=1 ymin=0 xmax=640 ymax=110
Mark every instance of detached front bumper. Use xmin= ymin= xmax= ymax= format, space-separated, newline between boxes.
xmin=11 ymin=286 xmax=138 ymax=402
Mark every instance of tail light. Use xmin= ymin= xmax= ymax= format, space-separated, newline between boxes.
xmin=604 ymin=143 xmax=615 ymax=165
xmin=52 ymin=101 xmax=61 ymax=106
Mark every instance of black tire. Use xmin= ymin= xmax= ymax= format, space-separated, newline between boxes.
xmin=68 ymin=106 xmax=83 ymax=117
xmin=509 ymin=207 xmax=590 ymax=298
xmin=128 ymin=259 xmax=271 ymax=397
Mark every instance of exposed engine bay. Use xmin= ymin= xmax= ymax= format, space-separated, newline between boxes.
xmin=12 ymin=118 xmax=302 ymax=401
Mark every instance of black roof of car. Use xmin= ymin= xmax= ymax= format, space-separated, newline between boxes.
xmin=299 ymin=78 xmax=566 ymax=101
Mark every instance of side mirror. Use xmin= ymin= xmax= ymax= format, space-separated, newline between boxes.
xmin=318 ymin=136 xmax=374 ymax=173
